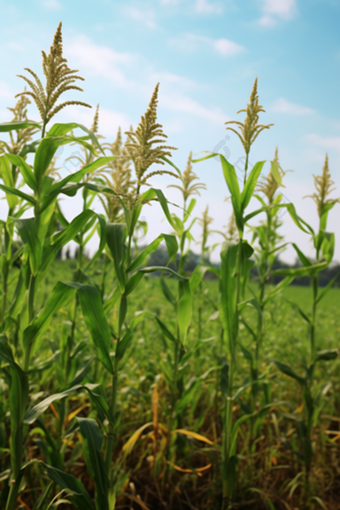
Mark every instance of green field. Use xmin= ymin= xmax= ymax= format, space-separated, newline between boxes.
xmin=3 ymin=259 xmax=339 ymax=509
xmin=1 ymin=22 xmax=339 ymax=510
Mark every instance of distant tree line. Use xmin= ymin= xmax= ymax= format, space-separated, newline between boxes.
xmin=60 ymin=244 xmax=339 ymax=288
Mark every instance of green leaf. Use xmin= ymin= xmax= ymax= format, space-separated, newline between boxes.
xmin=76 ymin=418 xmax=109 ymax=510
xmin=42 ymin=463 xmax=94 ymax=510
xmin=239 ymin=343 xmax=254 ymax=365
xmin=0 ymin=183 xmax=35 ymax=206
xmin=75 ymin=283 xmax=113 ymax=374
xmin=23 ymin=281 xmax=76 ymax=349
xmin=24 ymin=383 xmax=104 ymax=424
xmin=15 ymin=217 xmax=42 ymax=275
xmin=32 ymin=481 xmax=53 ymax=510
xmin=316 ymin=272 xmax=340 ymax=304
xmin=160 ymin=276 xmax=176 ymax=307
xmin=291 ymin=243 xmax=312 ymax=267
xmin=177 ymin=280 xmax=192 ymax=345
xmin=0 ymin=335 xmax=29 ymax=478
xmin=160 ymin=156 xmax=182 ymax=176
xmin=84 ymin=215 xmax=107 ymax=270
xmin=272 ymin=262 xmax=327 ymax=277
xmin=321 ymin=232 xmax=335 ymax=264
xmin=152 ymin=188 xmax=177 ymax=229
xmin=286 ymin=203 xmax=314 ymax=235
xmin=184 ymin=198 xmax=196 ymax=222
xmin=0 ymin=155 xmax=18 ymax=208
xmin=46 ymin=122 xmax=103 ymax=152
xmin=106 ymin=223 xmax=126 ymax=293
xmin=42 ymin=157 xmax=115 ymax=206
xmin=136 ymin=265 xmax=187 ymax=280
xmin=315 ymin=349 xmax=339 ymax=362
xmin=189 ymin=264 xmax=211 ymax=292
xmin=41 ymin=210 xmax=96 ymax=274
xmin=221 ymin=361 xmax=229 ymax=396
xmin=270 ymin=160 xmax=282 ymax=186
xmin=34 ymin=136 xmax=95 ymax=183
xmin=274 ymin=361 xmax=305 ymax=385
xmin=127 ymin=233 xmax=178 ymax=273
xmin=263 ymin=276 xmax=294 ymax=305
xmin=220 ymin=243 xmax=238 ymax=352
xmin=155 ymin=315 xmax=177 ymax=343
xmin=241 ymin=161 xmax=265 ymax=211
xmin=6 ymin=154 xmax=38 ymax=192
xmin=0 ymin=120 xmax=41 ymax=132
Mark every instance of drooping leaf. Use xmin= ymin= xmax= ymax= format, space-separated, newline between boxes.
xmin=274 ymin=360 xmax=305 ymax=385
xmin=76 ymin=418 xmax=109 ymax=510
xmin=0 ymin=120 xmax=40 ymax=132
xmin=42 ymin=463 xmax=94 ymax=510
xmin=6 ymin=154 xmax=38 ymax=191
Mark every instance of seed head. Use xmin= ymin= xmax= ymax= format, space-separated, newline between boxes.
xmin=16 ymin=22 xmax=91 ymax=132
xmin=125 ymin=83 xmax=178 ymax=188
xmin=100 ymin=127 xmax=135 ymax=221
xmin=91 ymin=104 xmax=100 ymax=134
xmin=0 ymin=93 xmax=38 ymax=157
xmin=226 ymin=213 xmax=238 ymax=242
xmin=168 ymin=152 xmax=206 ymax=202
xmin=305 ymin=154 xmax=339 ymax=217
xmin=225 ymin=78 xmax=273 ymax=157
xmin=198 ymin=205 xmax=213 ymax=249
xmin=257 ymin=147 xmax=285 ymax=202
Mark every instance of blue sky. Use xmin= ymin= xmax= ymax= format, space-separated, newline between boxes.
xmin=0 ymin=0 xmax=339 ymax=262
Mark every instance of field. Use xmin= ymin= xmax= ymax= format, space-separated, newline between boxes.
xmin=0 ymin=22 xmax=340 ymax=510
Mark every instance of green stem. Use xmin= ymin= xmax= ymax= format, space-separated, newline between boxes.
xmin=5 ymin=476 xmax=22 ymax=510
xmin=23 ymin=274 xmax=36 ymax=372
xmin=244 ymin=153 xmax=249 ymax=186
xmin=222 ymin=238 xmax=242 ymax=505
xmin=105 ymin=368 xmax=118 ymax=472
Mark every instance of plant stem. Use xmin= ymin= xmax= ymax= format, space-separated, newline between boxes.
xmin=105 ymin=368 xmax=118 ymax=472
xmin=23 ymin=274 xmax=36 ymax=372
xmin=222 ymin=238 xmax=242 ymax=506
xmin=244 ymin=153 xmax=249 ymax=186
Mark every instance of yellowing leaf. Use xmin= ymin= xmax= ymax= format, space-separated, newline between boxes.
xmin=122 ymin=422 xmax=153 ymax=455
xmin=67 ymin=403 xmax=90 ymax=422
xmin=171 ymin=429 xmax=213 ymax=445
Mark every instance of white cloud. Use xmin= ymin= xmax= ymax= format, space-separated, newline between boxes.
xmin=161 ymin=92 xmax=227 ymax=124
xmin=170 ymin=33 xmax=245 ymax=56
xmin=195 ymin=0 xmax=223 ymax=14
xmin=42 ymin=0 xmax=62 ymax=9
xmin=304 ymin=134 xmax=340 ymax=152
xmin=124 ymin=6 xmax=158 ymax=28
xmin=272 ymin=98 xmax=315 ymax=115
xmin=65 ymin=106 xmax=131 ymax=138
xmin=68 ymin=36 xmax=134 ymax=87
xmin=262 ymin=0 xmax=296 ymax=17
xmin=258 ymin=0 xmax=296 ymax=27
xmin=0 ymin=81 xmax=13 ymax=100
xmin=258 ymin=15 xmax=277 ymax=27
xmin=150 ymin=71 xmax=196 ymax=91
xmin=213 ymin=38 xmax=245 ymax=56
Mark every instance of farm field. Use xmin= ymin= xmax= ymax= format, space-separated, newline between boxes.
xmin=1 ymin=261 xmax=340 ymax=509
xmin=0 ymin=22 xmax=339 ymax=510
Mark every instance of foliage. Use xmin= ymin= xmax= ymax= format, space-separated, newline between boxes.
xmin=0 ymin=22 xmax=339 ymax=510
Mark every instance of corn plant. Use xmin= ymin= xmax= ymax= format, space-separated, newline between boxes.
xmin=272 ymin=154 xmax=339 ymax=496
xmin=243 ymin=148 xmax=290 ymax=414
xmin=0 ymin=24 xmax=339 ymax=510
xmin=0 ymin=23 xmax=115 ymax=510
